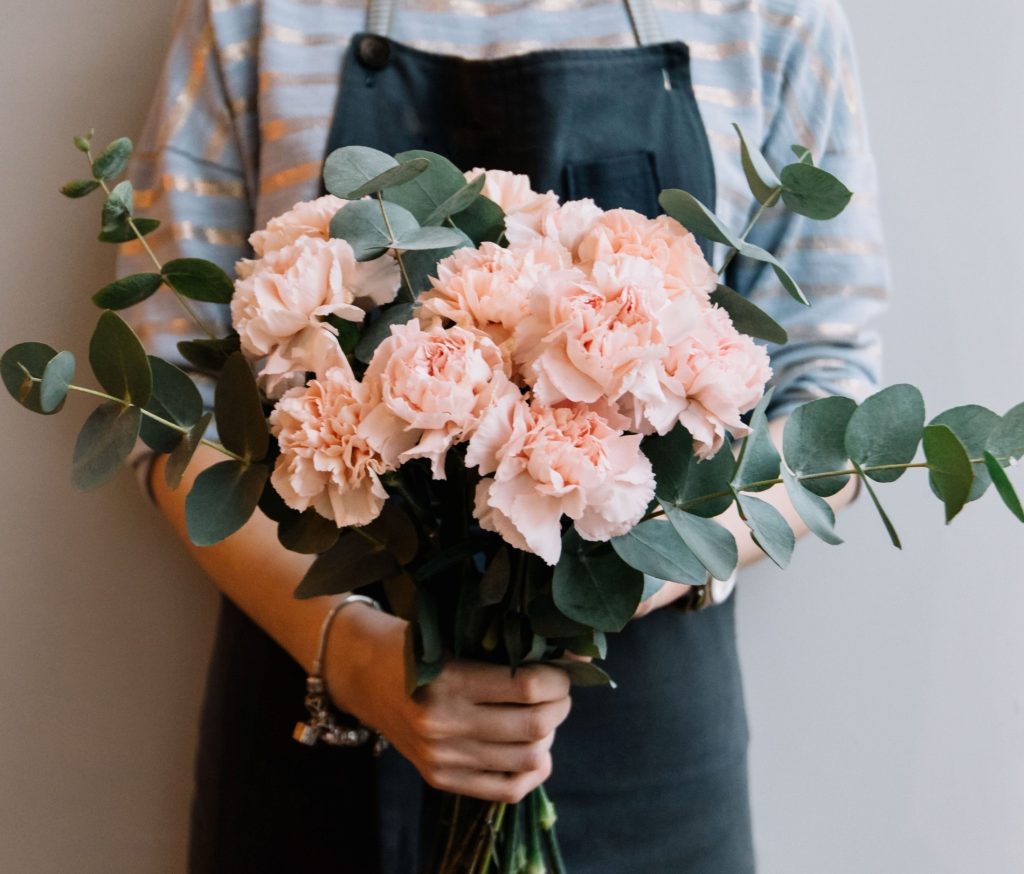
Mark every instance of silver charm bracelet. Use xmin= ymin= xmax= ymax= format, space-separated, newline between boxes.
xmin=293 ymin=593 xmax=389 ymax=755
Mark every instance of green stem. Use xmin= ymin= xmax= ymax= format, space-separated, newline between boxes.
xmin=44 ymin=379 xmax=245 ymax=462
xmin=88 ymin=150 xmax=218 ymax=341
xmin=478 ymin=803 xmax=506 ymax=874
xmin=376 ymin=192 xmax=415 ymax=303
xmin=716 ymin=188 xmax=782 ymax=277
xmin=536 ymin=787 xmax=565 ymax=874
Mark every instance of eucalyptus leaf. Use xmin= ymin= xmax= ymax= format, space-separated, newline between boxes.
xmin=71 ymin=402 xmax=142 ymax=491
xmin=2 ymin=342 xmax=60 ymax=415
xmin=661 ymin=504 xmax=738 ymax=580
xmin=554 ymin=631 xmax=607 ymax=661
xmin=140 ymin=356 xmax=204 ymax=452
xmin=611 ymin=519 xmax=708 ymax=584
xmin=89 ymin=311 xmax=152 ymax=406
xmin=658 ymin=189 xmax=740 ymax=248
xmin=791 ymin=145 xmax=814 ymax=165
xmin=784 ymin=396 xmax=858 ymax=496
xmin=401 ymin=236 xmax=472 ymax=297
xmin=736 ymin=493 xmax=795 ymax=568
xmin=417 ymin=588 xmax=444 ymax=664
xmin=780 ymin=163 xmax=853 ymax=220
xmin=162 ymin=258 xmax=234 ymax=304
xmin=855 ymin=461 xmax=902 ymax=549
xmin=61 ymin=179 xmax=100 ymax=199
xmin=215 ymin=353 xmax=269 ymax=462
xmin=527 ymin=592 xmax=590 ymax=638
xmin=177 ymin=334 xmax=240 ymax=374
xmin=294 ymin=528 xmax=398 ymax=599
xmin=386 ymin=149 xmax=467 ymax=222
xmin=929 ymin=405 xmax=999 ymax=502
xmin=91 ymin=137 xmax=132 ymax=181
xmin=732 ymin=388 xmax=779 ymax=492
xmin=736 ymin=241 xmax=808 ymax=305
xmin=98 ymin=217 xmax=160 ymax=244
xmin=845 ymin=384 xmax=925 ymax=483
xmin=92 ymin=273 xmax=163 ymax=310
xmin=185 ymin=460 xmax=269 ymax=546
xmin=984 ymin=452 xmax=1024 ymax=523
xmin=988 ymin=402 xmax=1024 ymax=463
xmin=344 ymin=157 xmax=430 ymax=200
xmin=74 ymin=134 xmax=92 ymax=153
xmin=39 ymin=350 xmax=75 ymax=414
xmin=549 ymin=660 xmax=617 ymax=689
xmin=323 ymin=146 xmax=398 ymax=199
xmin=102 ymin=181 xmax=133 ymax=232
xmin=733 ymin=124 xmax=781 ymax=205
xmin=424 ymin=173 xmax=486 ymax=226
xmin=165 ymin=412 xmax=212 ymax=490
xmin=354 ymin=303 xmax=416 ymax=364
xmin=552 ymin=529 xmax=646 ymax=633
xmin=641 ymin=575 xmax=666 ymax=602
xmin=329 ymin=199 xmax=419 ymax=261
xmin=710 ymin=284 xmax=788 ymax=345
xmin=643 ymin=425 xmax=694 ymax=505
xmin=781 ymin=467 xmax=843 ymax=545
xmin=393 ymin=225 xmax=467 ymax=251
xmin=922 ymin=424 xmax=974 ymax=524
xmin=454 ymin=194 xmax=506 ymax=245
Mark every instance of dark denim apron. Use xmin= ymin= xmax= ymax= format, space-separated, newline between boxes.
xmin=189 ymin=2 xmax=754 ymax=871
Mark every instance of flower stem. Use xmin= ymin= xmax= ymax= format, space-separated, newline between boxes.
xmin=716 ymin=188 xmax=782 ymax=277
xmin=376 ymin=192 xmax=415 ymax=303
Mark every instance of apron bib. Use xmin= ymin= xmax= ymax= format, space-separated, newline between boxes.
xmin=190 ymin=3 xmax=754 ymax=871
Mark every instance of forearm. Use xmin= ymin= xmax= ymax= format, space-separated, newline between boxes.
xmin=640 ymin=416 xmax=858 ymax=613
xmin=149 ymin=444 xmax=336 ymax=675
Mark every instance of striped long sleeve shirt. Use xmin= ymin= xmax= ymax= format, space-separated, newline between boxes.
xmin=118 ymin=0 xmax=890 ymax=418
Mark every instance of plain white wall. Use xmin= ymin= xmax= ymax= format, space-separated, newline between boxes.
xmin=0 ymin=2 xmax=1021 ymax=872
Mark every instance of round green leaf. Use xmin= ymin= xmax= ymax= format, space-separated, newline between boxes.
xmin=91 ymin=137 xmax=133 ymax=182
xmin=402 ymin=235 xmax=472 ymax=298
xmin=140 ymin=356 xmax=204 ymax=452
xmin=185 ymin=460 xmax=269 ymax=546
xmin=386 ymin=149 xmax=468 ymax=223
xmin=784 ymin=396 xmax=858 ymax=496
xmin=929 ymin=405 xmax=999 ymax=502
xmin=176 ymin=334 xmax=240 ymax=374
xmin=214 ymin=353 xmax=269 ymax=462
xmin=644 ymin=425 xmax=695 ymax=506
xmin=453 ymin=194 xmax=505 ymax=246
xmin=278 ymin=509 xmax=340 ymax=554
xmin=922 ymin=424 xmax=974 ymax=524
xmin=344 ymin=157 xmax=430 ymax=200
xmin=661 ymin=504 xmax=738 ymax=581
xmin=71 ymin=402 xmax=142 ymax=491
xmin=736 ymin=493 xmax=795 ymax=568
xmin=844 ymin=384 xmax=925 ymax=483
xmin=295 ymin=529 xmax=398 ymax=598
xmin=329 ymin=199 xmax=419 ymax=261
xmin=780 ymin=163 xmax=853 ymax=221
xmin=988 ymin=402 xmax=1024 ymax=464
xmin=89 ymin=311 xmax=153 ymax=406
xmin=393 ymin=225 xmax=467 ymax=252
xmin=92 ymin=273 xmax=163 ymax=310
xmin=781 ymin=467 xmax=843 ymax=545
xmin=39 ymin=350 xmax=76 ymax=414
xmin=552 ymin=529 xmax=646 ymax=633
xmin=354 ymin=302 xmax=416 ymax=364
xmin=74 ymin=134 xmax=92 ymax=153
xmin=2 ymin=342 xmax=60 ymax=415
xmin=710 ymin=285 xmax=788 ymax=345
xmin=611 ymin=519 xmax=708 ymax=584
xmin=323 ymin=146 xmax=398 ymax=199
xmin=733 ymin=123 xmax=781 ymax=205
xmin=102 ymin=181 xmax=133 ymax=232
xmin=98 ymin=217 xmax=160 ymax=244
xmin=732 ymin=388 xmax=780 ymax=492
xmin=165 ymin=412 xmax=213 ymax=491
xmin=423 ymin=173 xmax=486 ymax=226
xmin=61 ymin=179 xmax=100 ymax=199
xmin=161 ymin=258 xmax=234 ymax=304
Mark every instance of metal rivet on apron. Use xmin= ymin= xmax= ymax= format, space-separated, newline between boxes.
xmin=357 ymin=34 xmax=392 ymax=71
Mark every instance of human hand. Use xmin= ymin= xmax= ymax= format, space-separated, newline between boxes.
xmin=325 ymin=605 xmax=572 ymax=803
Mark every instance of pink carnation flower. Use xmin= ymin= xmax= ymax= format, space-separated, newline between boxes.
xmin=248 ymin=195 xmax=348 ymax=259
xmin=468 ymin=167 xmax=559 ymax=219
xmin=505 ymin=198 xmax=604 ymax=257
xmin=576 ymin=209 xmax=718 ymax=303
xmin=467 ymin=394 xmax=655 ymax=566
xmin=417 ymin=239 xmax=571 ymax=357
xmin=231 ymin=236 xmax=398 ymax=397
xmin=359 ymin=321 xmax=519 ymax=479
xmin=642 ymin=305 xmax=772 ymax=458
xmin=269 ymin=364 xmax=389 ymax=528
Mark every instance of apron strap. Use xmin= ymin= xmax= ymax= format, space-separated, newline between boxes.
xmin=625 ymin=0 xmax=665 ymax=46
xmin=366 ymin=0 xmax=396 ymax=36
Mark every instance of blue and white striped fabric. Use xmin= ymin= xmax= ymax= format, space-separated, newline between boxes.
xmin=119 ymin=0 xmax=890 ymax=418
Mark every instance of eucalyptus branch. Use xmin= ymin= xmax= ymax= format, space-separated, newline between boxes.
xmin=642 ymin=456 xmax=1011 ymax=522
xmin=32 ymin=376 xmax=245 ymax=463
xmin=375 ymin=192 xmax=415 ymax=304
xmin=716 ymin=188 xmax=782 ymax=277
xmin=85 ymin=148 xmax=218 ymax=341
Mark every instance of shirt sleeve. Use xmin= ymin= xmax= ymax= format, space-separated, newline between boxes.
xmin=728 ymin=0 xmax=891 ymax=419
xmin=116 ymin=0 xmax=257 ymax=490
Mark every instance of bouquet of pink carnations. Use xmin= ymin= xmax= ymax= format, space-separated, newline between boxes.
xmin=5 ymin=130 xmax=1023 ymax=873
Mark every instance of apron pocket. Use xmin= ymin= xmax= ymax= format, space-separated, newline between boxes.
xmin=564 ymin=150 xmax=662 ymax=217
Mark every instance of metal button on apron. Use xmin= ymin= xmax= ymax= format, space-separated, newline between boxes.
xmin=357 ymin=34 xmax=391 ymax=71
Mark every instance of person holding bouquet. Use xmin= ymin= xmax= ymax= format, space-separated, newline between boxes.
xmin=120 ymin=0 xmax=889 ymax=870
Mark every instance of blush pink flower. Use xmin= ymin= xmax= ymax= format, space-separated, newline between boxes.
xmin=249 ymin=195 xmax=348 ymax=259
xmin=513 ymin=255 xmax=704 ymax=414
xmin=467 ymin=394 xmax=655 ymax=565
xmin=468 ymin=167 xmax=559 ymax=219
xmin=505 ymin=198 xmax=604 ymax=257
xmin=418 ymin=239 xmax=571 ymax=357
xmin=641 ymin=305 xmax=772 ymax=457
xmin=269 ymin=364 xmax=389 ymax=528
xmin=576 ymin=209 xmax=718 ymax=303
xmin=359 ymin=320 xmax=518 ymax=479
